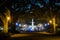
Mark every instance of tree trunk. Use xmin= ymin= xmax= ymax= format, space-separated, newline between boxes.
xmin=3 ymin=18 xmax=8 ymax=33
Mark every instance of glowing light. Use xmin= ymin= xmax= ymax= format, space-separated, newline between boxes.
xmin=7 ymin=17 xmax=10 ymax=20
xmin=23 ymin=25 xmax=26 ymax=27
xmin=1 ymin=28 xmax=3 ymax=30
xmin=37 ymin=24 xmax=43 ymax=27
xmin=47 ymin=23 xmax=50 ymax=25
xmin=49 ymin=20 xmax=52 ymax=23
xmin=30 ymin=27 xmax=34 ymax=31
xmin=45 ymin=24 xmax=47 ymax=26
xmin=44 ymin=23 xmax=50 ymax=26
xmin=28 ymin=27 xmax=34 ymax=31
xmin=0 ymin=27 xmax=3 ymax=30
xmin=19 ymin=24 xmax=21 ymax=27
xmin=29 ymin=25 xmax=32 ymax=28
xmin=22 ymin=24 xmax=27 ymax=27
xmin=16 ymin=23 xmax=18 ymax=25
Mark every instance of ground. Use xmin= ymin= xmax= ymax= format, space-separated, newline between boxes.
xmin=0 ymin=32 xmax=60 ymax=40
xmin=7 ymin=34 xmax=60 ymax=40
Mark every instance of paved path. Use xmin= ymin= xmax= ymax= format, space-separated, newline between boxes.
xmin=10 ymin=32 xmax=55 ymax=38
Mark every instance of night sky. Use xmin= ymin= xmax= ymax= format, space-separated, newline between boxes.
xmin=0 ymin=0 xmax=60 ymax=23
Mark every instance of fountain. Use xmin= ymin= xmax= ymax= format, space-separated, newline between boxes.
xmin=32 ymin=18 xmax=34 ymax=26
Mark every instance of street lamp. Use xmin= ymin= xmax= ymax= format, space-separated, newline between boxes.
xmin=49 ymin=20 xmax=52 ymax=24
xmin=7 ymin=16 xmax=10 ymax=21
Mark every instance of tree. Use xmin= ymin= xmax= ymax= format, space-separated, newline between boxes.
xmin=0 ymin=9 xmax=11 ymax=33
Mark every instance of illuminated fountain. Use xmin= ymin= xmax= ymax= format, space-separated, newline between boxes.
xmin=29 ymin=18 xmax=35 ymax=31
xmin=32 ymin=18 xmax=34 ymax=26
xmin=26 ymin=18 xmax=35 ymax=31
